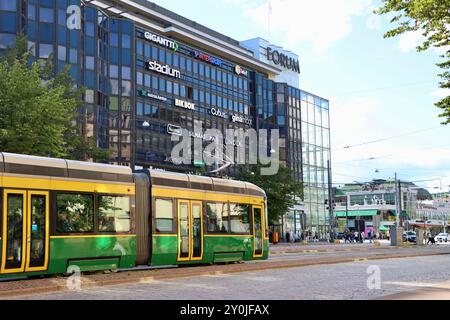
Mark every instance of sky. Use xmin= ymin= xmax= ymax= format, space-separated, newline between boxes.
xmin=151 ymin=0 xmax=450 ymax=193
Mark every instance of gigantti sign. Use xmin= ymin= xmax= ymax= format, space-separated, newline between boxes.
xmin=266 ymin=47 xmax=300 ymax=74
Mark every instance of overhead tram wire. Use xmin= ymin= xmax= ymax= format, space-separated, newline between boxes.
xmin=333 ymin=141 xmax=450 ymax=165
xmin=332 ymin=79 xmax=437 ymax=98
xmin=333 ymin=125 xmax=442 ymax=151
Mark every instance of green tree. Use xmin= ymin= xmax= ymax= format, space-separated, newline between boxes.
xmin=0 ymin=36 xmax=109 ymax=161
xmin=235 ymin=165 xmax=303 ymax=224
xmin=375 ymin=0 xmax=450 ymax=124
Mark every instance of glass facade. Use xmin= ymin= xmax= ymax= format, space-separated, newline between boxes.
xmin=0 ymin=0 xmax=331 ymax=235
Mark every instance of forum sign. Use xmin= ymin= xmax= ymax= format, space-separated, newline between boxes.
xmin=266 ymin=47 xmax=300 ymax=74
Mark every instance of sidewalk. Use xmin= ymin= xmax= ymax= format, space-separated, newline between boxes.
xmin=270 ymin=240 xmax=391 ymax=254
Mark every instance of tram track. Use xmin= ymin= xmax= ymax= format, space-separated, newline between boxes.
xmin=1 ymin=246 xmax=449 ymax=299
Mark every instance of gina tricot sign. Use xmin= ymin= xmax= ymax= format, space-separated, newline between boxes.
xmin=266 ymin=47 xmax=300 ymax=74
xmin=146 ymin=61 xmax=181 ymax=79
xmin=144 ymin=32 xmax=179 ymax=51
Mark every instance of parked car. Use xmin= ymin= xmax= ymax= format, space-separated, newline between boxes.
xmin=403 ymin=231 xmax=417 ymax=243
xmin=434 ymin=233 xmax=450 ymax=243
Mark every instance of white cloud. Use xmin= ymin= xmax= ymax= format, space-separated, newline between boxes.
xmin=233 ymin=0 xmax=374 ymax=52
xmin=431 ymin=88 xmax=450 ymax=99
xmin=397 ymin=30 xmax=424 ymax=52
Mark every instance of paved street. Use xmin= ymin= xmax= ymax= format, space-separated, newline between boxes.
xmin=9 ymin=253 xmax=450 ymax=300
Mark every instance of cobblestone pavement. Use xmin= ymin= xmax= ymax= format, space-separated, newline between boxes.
xmin=9 ymin=255 xmax=450 ymax=300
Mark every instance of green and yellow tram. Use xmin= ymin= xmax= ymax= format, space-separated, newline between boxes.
xmin=0 ymin=152 xmax=268 ymax=278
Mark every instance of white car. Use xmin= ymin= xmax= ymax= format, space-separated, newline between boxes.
xmin=434 ymin=233 xmax=450 ymax=243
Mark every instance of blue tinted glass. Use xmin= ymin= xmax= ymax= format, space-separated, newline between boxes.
xmin=39 ymin=43 xmax=53 ymax=58
xmin=39 ymin=23 xmax=54 ymax=43
xmin=110 ymin=19 xmax=119 ymax=32
xmin=39 ymin=7 xmax=54 ymax=23
xmin=70 ymin=65 xmax=77 ymax=79
xmin=122 ymin=34 xmax=130 ymax=48
xmin=40 ymin=0 xmax=54 ymax=6
xmin=28 ymin=4 xmax=36 ymax=20
xmin=86 ymin=22 xmax=94 ymax=37
xmin=0 ymin=33 xmax=15 ymax=49
xmin=110 ymin=47 xmax=119 ymax=64
xmin=110 ymin=33 xmax=118 ymax=47
xmin=69 ymin=48 xmax=77 ymax=63
xmin=86 ymin=71 xmax=95 ymax=88
xmin=57 ymin=26 xmax=66 ymax=44
xmin=86 ymin=7 xmax=96 ymax=21
xmin=58 ymin=45 xmax=66 ymax=61
xmin=122 ymin=66 xmax=131 ymax=80
xmin=0 ymin=1 xmax=17 ymax=11
xmin=57 ymin=9 xmax=65 ymax=25
xmin=86 ymin=38 xmax=94 ymax=55
xmin=57 ymin=0 xmax=68 ymax=9
xmin=69 ymin=30 xmax=78 ymax=48
xmin=0 ymin=13 xmax=16 ymax=33
xmin=121 ymin=20 xmax=133 ymax=34
xmin=27 ymin=22 xmax=36 ymax=40
xmin=137 ymin=102 xmax=143 ymax=116
xmin=110 ymin=65 xmax=118 ymax=78
xmin=121 ymin=48 xmax=131 ymax=66
xmin=86 ymin=56 xmax=94 ymax=70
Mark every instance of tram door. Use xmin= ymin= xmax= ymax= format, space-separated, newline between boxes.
xmin=177 ymin=200 xmax=203 ymax=262
xmin=252 ymin=206 xmax=264 ymax=258
xmin=1 ymin=190 xmax=50 ymax=274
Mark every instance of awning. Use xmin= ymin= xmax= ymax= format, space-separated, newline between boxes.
xmin=389 ymin=210 xmax=408 ymax=218
xmin=334 ymin=210 xmax=379 ymax=218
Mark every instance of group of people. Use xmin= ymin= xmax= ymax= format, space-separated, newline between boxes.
xmin=343 ymin=230 xmax=378 ymax=244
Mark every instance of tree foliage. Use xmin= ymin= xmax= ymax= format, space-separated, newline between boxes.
xmin=234 ymin=165 xmax=303 ymax=224
xmin=376 ymin=0 xmax=450 ymax=124
xmin=0 ymin=36 xmax=109 ymax=161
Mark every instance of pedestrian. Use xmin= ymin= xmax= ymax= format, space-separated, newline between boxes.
xmin=286 ymin=231 xmax=290 ymax=243
xmin=354 ymin=231 xmax=359 ymax=243
xmin=326 ymin=233 xmax=331 ymax=243
xmin=427 ymin=232 xmax=435 ymax=245
xmin=290 ymin=230 xmax=295 ymax=244
xmin=361 ymin=232 xmax=365 ymax=243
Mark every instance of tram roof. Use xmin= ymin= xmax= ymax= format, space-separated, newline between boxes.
xmin=148 ymin=169 xmax=266 ymax=198
xmin=0 ymin=152 xmax=133 ymax=183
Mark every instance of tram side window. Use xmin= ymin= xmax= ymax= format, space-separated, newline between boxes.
xmin=206 ymin=202 xmax=229 ymax=233
xmin=56 ymin=193 xmax=94 ymax=233
xmin=229 ymin=204 xmax=250 ymax=234
xmin=155 ymin=199 xmax=173 ymax=233
xmin=98 ymin=195 xmax=131 ymax=233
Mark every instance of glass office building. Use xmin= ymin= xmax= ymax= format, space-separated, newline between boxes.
xmin=0 ymin=0 xmax=331 ymax=236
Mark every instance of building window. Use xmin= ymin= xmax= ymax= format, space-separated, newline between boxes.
xmin=56 ymin=193 xmax=94 ymax=233
xmin=39 ymin=8 xmax=54 ymax=23
xmin=39 ymin=43 xmax=53 ymax=58
xmin=122 ymin=66 xmax=131 ymax=80
xmin=0 ymin=1 xmax=17 ymax=11
xmin=86 ymin=56 xmax=95 ymax=70
xmin=98 ymin=195 xmax=131 ymax=233
xmin=69 ymin=48 xmax=77 ymax=64
xmin=155 ymin=199 xmax=173 ymax=233
xmin=57 ymin=45 xmax=66 ymax=61
xmin=122 ymin=34 xmax=131 ymax=49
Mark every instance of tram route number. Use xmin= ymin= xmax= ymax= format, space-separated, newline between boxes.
xmin=180 ymin=304 xmax=270 ymax=318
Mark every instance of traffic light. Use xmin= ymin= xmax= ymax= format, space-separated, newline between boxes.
xmin=325 ymin=199 xmax=336 ymax=211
